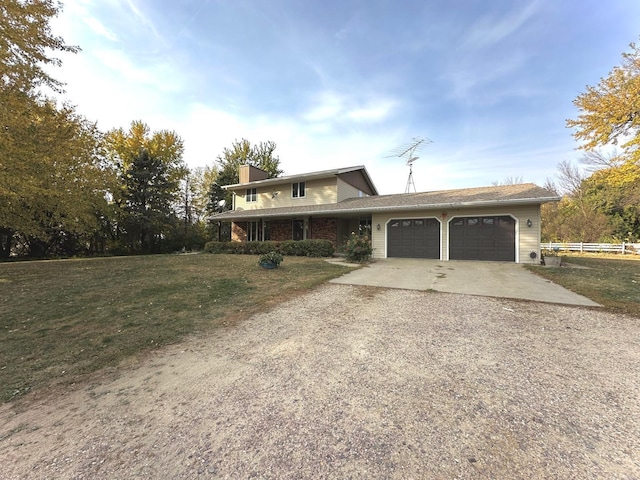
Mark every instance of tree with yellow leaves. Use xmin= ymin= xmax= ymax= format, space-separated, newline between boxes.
xmin=567 ymin=41 xmax=640 ymax=163
xmin=558 ymin=40 xmax=640 ymax=242
xmin=0 ymin=1 xmax=113 ymax=257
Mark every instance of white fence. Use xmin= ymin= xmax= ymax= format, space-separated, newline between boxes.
xmin=540 ymin=242 xmax=640 ymax=254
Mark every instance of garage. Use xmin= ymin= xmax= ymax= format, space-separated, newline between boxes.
xmin=387 ymin=218 xmax=440 ymax=259
xmin=449 ymin=216 xmax=515 ymax=261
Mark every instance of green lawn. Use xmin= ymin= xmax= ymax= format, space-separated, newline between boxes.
xmin=526 ymin=254 xmax=640 ymax=317
xmin=0 ymin=254 xmax=352 ymax=403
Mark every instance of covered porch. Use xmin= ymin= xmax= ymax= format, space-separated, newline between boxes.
xmin=229 ymin=214 xmax=372 ymax=246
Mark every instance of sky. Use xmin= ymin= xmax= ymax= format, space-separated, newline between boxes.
xmin=49 ymin=0 xmax=640 ymax=194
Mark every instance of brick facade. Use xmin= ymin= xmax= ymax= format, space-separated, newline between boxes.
xmin=268 ymin=220 xmax=292 ymax=241
xmin=232 ymin=218 xmax=339 ymax=244
xmin=231 ymin=222 xmax=247 ymax=242
xmin=310 ymin=218 xmax=337 ymax=244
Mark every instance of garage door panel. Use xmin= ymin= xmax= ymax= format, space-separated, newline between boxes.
xmin=449 ymin=215 xmax=515 ymax=261
xmin=387 ymin=218 xmax=440 ymax=259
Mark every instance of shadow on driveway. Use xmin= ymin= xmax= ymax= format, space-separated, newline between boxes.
xmin=329 ymin=258 xmax=600 ymax=307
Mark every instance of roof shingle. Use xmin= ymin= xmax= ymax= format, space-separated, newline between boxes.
xmin=212 ymin=183 xmax=559 ymax=220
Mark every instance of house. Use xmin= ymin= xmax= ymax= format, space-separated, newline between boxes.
xmin=212 ymin=164 xmax=559 ymax=263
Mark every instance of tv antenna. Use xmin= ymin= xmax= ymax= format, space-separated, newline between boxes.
xmin=387 ymin=137 xmax=432 ymax=193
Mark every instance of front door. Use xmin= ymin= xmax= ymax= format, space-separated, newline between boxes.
xmin=292 ymin=219 xmax=305 ymax=241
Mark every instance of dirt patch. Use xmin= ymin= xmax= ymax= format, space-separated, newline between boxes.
xmin=2 ymin=285 xmax=639 ymax=479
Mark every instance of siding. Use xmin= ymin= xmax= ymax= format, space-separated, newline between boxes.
xmin=337 ymin=170 xmax=376 ymax=196
xmin=234 ymin=177 xmax=337 ymax=211
xmin=336 ymin=178 xmax=361 ymax=202
xmin=372 ymin=204 xmax=541 ymax=263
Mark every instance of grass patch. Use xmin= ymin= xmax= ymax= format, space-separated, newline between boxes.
xmin=0 ymin=254 xmax=352 ymax=402
xmin=526 ymin=254 xmax=640 ymax=317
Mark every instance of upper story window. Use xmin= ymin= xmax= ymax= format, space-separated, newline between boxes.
xmin=246 ymin=188 xmax=257 ymax=202
xmin=292 ymin=182 xmax=306 ymax=198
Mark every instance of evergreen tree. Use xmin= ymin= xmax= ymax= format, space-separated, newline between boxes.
xmin=120 ymin=149 xmax=177 ymax=253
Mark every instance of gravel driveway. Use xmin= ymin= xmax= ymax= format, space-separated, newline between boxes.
xmin=2 ymin=284 xmax=639 ymax=479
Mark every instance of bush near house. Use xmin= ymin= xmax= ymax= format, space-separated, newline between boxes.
xmin=343 ymin=233 xmax=373 ymax=263
xmin=204 ymin=239 xmax=334 ymax=257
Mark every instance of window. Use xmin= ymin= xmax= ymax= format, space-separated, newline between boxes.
xmin=248 ymin=221 xmax=262 ymax=241
xmin=358 ymin=218 xmax=371 ymax=236
xmin=246 ymin=188 xmax=257 ymax=203
xmin=467 ymin=218 xmax=479 ymax=226
xmin=292 ymin=182 xmax=306 ymax=198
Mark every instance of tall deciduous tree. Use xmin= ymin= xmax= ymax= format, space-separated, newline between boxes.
xmin=0 ymin=99 xmax=112 ymax=256
xmin=105 ymin=121 xmax=187 ymax=184
xmin=0 ymin=0 xmax=95 ymax=257
xmin=213 ymin=138 xmax=283 ymax=216
xmin=553 ymin=40 xmax=640 ymax=243
xmin=581 ymin=160 xmax=640 ymax=241
xmin=566 ymin=40 xmax=640 ymax=164
xmin=215 ymin=138 xmax=283 ymax=186
xmin=540 ymin=156 xmax=640 ymax=242
xmin=0 ymin=0 xmax=78 ymax=93
xmin=172 ymin=167 xmax=216 ymax=250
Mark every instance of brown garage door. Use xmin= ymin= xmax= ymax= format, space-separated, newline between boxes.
xmin=387 ymin=218 xmax=440 ymax=259
xmin=449 ymin=216 xmax=515 ymax=261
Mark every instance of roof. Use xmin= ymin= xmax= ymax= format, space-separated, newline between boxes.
xmin=223 ymin=165 xmax=378 ymax=195
xmin=212 ymin=183 xmax=560 ymax=221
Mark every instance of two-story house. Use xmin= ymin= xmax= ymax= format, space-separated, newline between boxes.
xmin=212 ymin=164 xmax=559 ymax=263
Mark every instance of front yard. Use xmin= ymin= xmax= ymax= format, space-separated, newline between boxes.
xmin=2 ymin=252 xmax=638 ymax=404
xmin=0 ymin=254 xmax=351 ymax=402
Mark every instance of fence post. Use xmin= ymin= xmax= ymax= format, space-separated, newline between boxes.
xmin=622 ymin=242 xmax=626 ymax=255
xmin=580 ymin=242 xmax=583 ymax=253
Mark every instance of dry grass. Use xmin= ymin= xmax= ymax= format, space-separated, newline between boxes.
xmin=0 ymin=253 xmax=352 ymax=402
xmin=526 ymin=253 xmax=640 ymax=317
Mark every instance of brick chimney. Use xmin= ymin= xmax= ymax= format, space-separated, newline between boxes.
xmin=239 ymin=164 xmax=269 ymax=183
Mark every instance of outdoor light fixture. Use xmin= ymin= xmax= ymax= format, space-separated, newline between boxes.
xmin=376 ymin=223 xmax=381 ymax=230
xmin=526 ymin=219 xmax=532 ymax=228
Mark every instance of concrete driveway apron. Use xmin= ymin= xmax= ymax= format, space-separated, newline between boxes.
xmin=329 ymin=258 xmax=600 ymax=307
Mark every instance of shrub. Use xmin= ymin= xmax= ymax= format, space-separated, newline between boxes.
xmin=343 ymin=233 xmax=373 ymax=263
xmin=259 ymin=251 xmax=283 ymax=266
xmin=204 ymin=239 xmax=334 ymax=257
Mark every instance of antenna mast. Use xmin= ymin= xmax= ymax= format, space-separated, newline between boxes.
xmin=387 ymin=137 xmax=432 ymax=193
xmin=406 ymin=157 xmax=417 ymax=193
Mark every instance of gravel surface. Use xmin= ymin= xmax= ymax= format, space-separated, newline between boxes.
xmin=1 ymin=284 xmax=639 ymax=479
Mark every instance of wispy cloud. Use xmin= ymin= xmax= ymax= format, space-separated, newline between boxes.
xmin=82 ymin=16 xmax=118 ymax=41
xmin=439 ymin=2 xmax=543 ymax=106
xmin=123 ymin=0 xmax=164 ymax=43
xmin=443 ymin=52 xmax=528 ymax=104
xmin=302 ymin=91 xmax=398 ymax=126
xmin=463 ymin=1 xmax=540 ymax=50
xmin=92 ymin=48 xmax=183 ymax=92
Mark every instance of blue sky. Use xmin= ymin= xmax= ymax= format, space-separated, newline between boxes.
xmin=51 ymin=0 xmax=640 ymax=194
